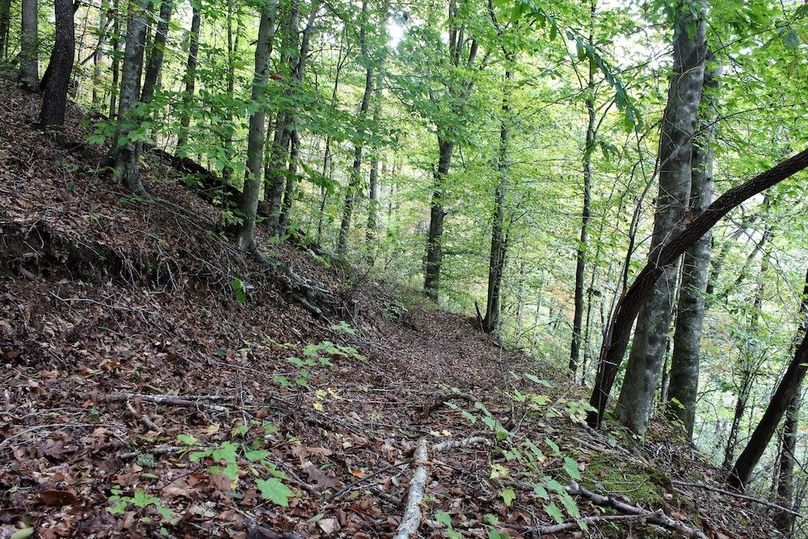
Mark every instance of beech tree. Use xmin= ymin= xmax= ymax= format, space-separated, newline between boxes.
xmin=39 ymin=0 xmax=75 ymax=129
xmin=19 ymin=0 xmax=38 ymax=90
xmin=140 ymin=0 xmax=174 ymax=103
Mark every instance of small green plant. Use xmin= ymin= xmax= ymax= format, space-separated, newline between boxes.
xmin=107 ymin=489 xmax=180 ymax=528
xmin=434 ymin=510 xmax=462 ymax=539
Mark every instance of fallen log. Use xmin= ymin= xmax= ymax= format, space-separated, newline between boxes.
xmin=104 ymin=393 xmax=229 ymax=412
xmin=394 ymin=436 xmax=492 ymax=539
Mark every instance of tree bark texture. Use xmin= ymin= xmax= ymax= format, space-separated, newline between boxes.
xmin=39 ymin=0 xmax=75 ymax=129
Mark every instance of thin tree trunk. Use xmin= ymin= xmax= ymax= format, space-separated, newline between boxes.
xmin=39 ymin=0 xmax=75 ymax=129
xmin=587 ymin=147 xmax=808 ymax=429
xmin=666 ymin=56 xmax=720 ymax=438
xmin=728 ymin=269 xmax=808 ymax=491
xmin=615 ymin=2 xmax=707 ymax=436
xmin=140 ymin=0 xmax=172 ymax=103
xmin=112 ymin=0 xmax=149 ymax=193
xmin=424 ymin=138 xmax=453 ymax=301
xmin=337 ymin=0 xmax=373 ymax=254
xmin=222 ymin=0 xmax=240 ymax=185
xmin=365 ymin=75 xmax=384 ymax=248
xmin=483 ymin=67 xmax=513 ymax=334
xmin=0 ymin=0 xmax=12 ymax=61
xmin=774 ymin=391 xmax=801 ymax=532
xmin=92 ymin=0 xmax=109 ymax=108
xmin=175 ymin=0 xmax=200 ymax=155
xmin=108 ymin=0 xmax=121 ymax=119
xmin=235 ymin=0 xmax=277 ymax=252
xmin=570 ymin=9 xmax=597 ymax=370
xmin=19 ymin=0 xmax=39 ymax=90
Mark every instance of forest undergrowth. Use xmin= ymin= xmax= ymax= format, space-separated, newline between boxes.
xmin=0 ymin=78 xmax=781 ymax=538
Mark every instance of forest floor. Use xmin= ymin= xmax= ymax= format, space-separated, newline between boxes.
xmin=0 ymin=77 xmax=783 ymax=538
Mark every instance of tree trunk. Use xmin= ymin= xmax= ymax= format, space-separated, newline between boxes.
xmin=175 ymin=0 xmax=201 ymax=155
xmin=666 ymin=56 xmax=720 ymax=438
xmin=276 ymin=0 xmax=320 ymax=236
xmin=774 ymin=390 xmax=801 ymax=532
xmin=112 ymin=0 xmax=149 ymax=194
xmin=728 ymin=268 xmax=808 ymax=491
xmin=108 ymin=0 xmax=121 ymax=119
xmin=91 ymin=0 xmax=109 ymax=108
xmin=235 ymin=0 xmax=277 ymax=252
xmin=424 ymin=138 xmax=453 ymax=301
xmin=337 ymin=0 xmax=372 ymax=255
xmin=140 ymin=0 xmax=172 ymax=103
xmin=482 ymin=68 xmax=513 ymax=334
xmin=0 ymin=0 xmax=12 ymax=61
xmin=586 ymin=147 xmax=808 ymax=429
xmin=222 ymin=0 xmax=241 ymax=185
xmin=615 ymin=3 xmax=707 ymax=437
xmin=570 ymin=16 xmax=597 ymax=370
xmin=39 ymin=0 xmax=75 ymax=129
xmin=19 ymin=0 xmax=39 ymax=90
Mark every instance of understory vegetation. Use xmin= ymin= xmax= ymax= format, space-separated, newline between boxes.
xmin=0 ymin=0 xmax=807 ymax=536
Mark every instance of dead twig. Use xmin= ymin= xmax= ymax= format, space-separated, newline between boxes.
xmin=104 ymin=393 xmax=229 ymax=412
xmin=672 ymin=480 xmax=803 ymax=518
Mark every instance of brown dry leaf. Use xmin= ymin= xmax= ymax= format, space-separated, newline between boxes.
xmin=39 ymin=489 xmax=77 ymax=506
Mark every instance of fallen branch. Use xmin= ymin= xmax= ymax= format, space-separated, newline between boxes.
xmin=567 ymin=481 xmax=707 ymax=538
xmin=520 ymin=514 xmax=648 ymax=535
xmin=394 ymin=436 xmax=491 ymax=539
xmin=420 ymin=391 xmax=478 ymax=418
xmin=672 ymin=479 xmax=803 ymax=517
xmin=125 ymin=400 xmax=160 ymax=432
xmin=104 ymin=393 xmax=229 ymax=412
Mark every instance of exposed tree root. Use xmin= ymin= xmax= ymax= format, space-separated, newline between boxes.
xmin=394 ymin=436 xmax=492 ymax=539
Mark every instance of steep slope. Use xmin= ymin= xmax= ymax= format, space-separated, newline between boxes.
xmin=0 ymin=79 xmax=779 ymax=538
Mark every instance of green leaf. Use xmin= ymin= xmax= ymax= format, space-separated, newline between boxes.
xmin=500 ymin=487 xmax=516 ymax=506
xmin=544 ymin=502 xmax=565 ymax=524
xmin=10 ymin=528 xmax=34 ymax=539
xmin=434 ymin=510 xmax=453 ymax=527
xmin=245 ymin=449 xmax=271 ymax=462
xmin=563 ymin=457 xmax=581 ymax=480
xmin=177 ymin=434 xmax=198 ymax=445
xmin=212 ymin=441 xmax=238 ymax=464
xmin=256 ymin=478 xmax=294 ymax=507
xmin=231 ymin=278 xmax=247 ymax=304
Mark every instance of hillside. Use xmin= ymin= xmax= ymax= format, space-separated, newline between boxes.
xmin=0 ymin=79 xmax=783 ymax=538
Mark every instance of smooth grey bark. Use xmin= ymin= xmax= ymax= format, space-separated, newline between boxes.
xmin=570 ymin=11 xmax=596 ymax=371
xmin=140 ymin=0 xmax=173 ymax=103
xmin=39 ymin=0 xmax=75 ymax=129
xmin=615 ymin=2 xmax=707 ymax=437
xmin=728 ymin=268 xmax=808 ymax=491
xmin=336 ymin=0 xmax=373 ymax=255
xmin=112 ymin=0 xmax=150 ymax=194
xmin=175 ymin=0 xmax=200 ymax=154
xmin=19 ymin=0 xmax=38 ymax=90
xmin=0 ymin=0 xmax=11 ymax=60
xmin=482 ymin=68 xmax=513 ymax=334
xmin=666 ymin=56 xmax=720 ymax=438
xmin=235 ymin=0 xmax=278 ymax=252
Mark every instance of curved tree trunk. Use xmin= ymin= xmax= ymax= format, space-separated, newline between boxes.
xmin=615 ymin=2 xmax=707 ymax=436
xmin=728 ymin=268 xmax=808 ymax=491
xmin=140 ymin=0 xmax=173 ymax=103
xmin=666 ymin=56 xmax=721 ymax=438
xmin=39 ymin=0 xmax=75 ymax=129
xmin=586 ymin=146 xmax=808 ymax=429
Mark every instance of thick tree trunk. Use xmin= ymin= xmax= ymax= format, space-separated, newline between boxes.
xmin=19 ymin=0 xmax=39 ymax=90
xmin=175 ymin=1 xmax=200 ymax=154
xmin=424 ymin=138 xmax=453 ymax=301
xmin=235 ymin=0 xmax=277 ymax=252
xmin=337 ymin=0 xmax=372 ymax=255
xmin=140 ymin=0 xmax=173 ymax=103
xmin=39 ymin=0 xmax=75 ymax=129
xmin=0 ymin=0 xmax=11 ymax=61
xmin=586 ymin=147 xmax=808 ymax=429
xmin=666 ymin=57 xmax=720 ymax=438
xmin=482 ymin=68 xmax=513 ymax=334
xmin=112 ymin=0 xmax=149 ymax=193
xmin=774 ymin=390 xmax=801 ymax=532
xmin=615 ymin=3 xmax=707 ymax=437
xmin=728 ymin=269 xmax=808 ymax=491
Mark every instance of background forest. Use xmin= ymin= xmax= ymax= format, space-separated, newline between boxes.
xmin=1 ymin=0 xmax=808 ymax=535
